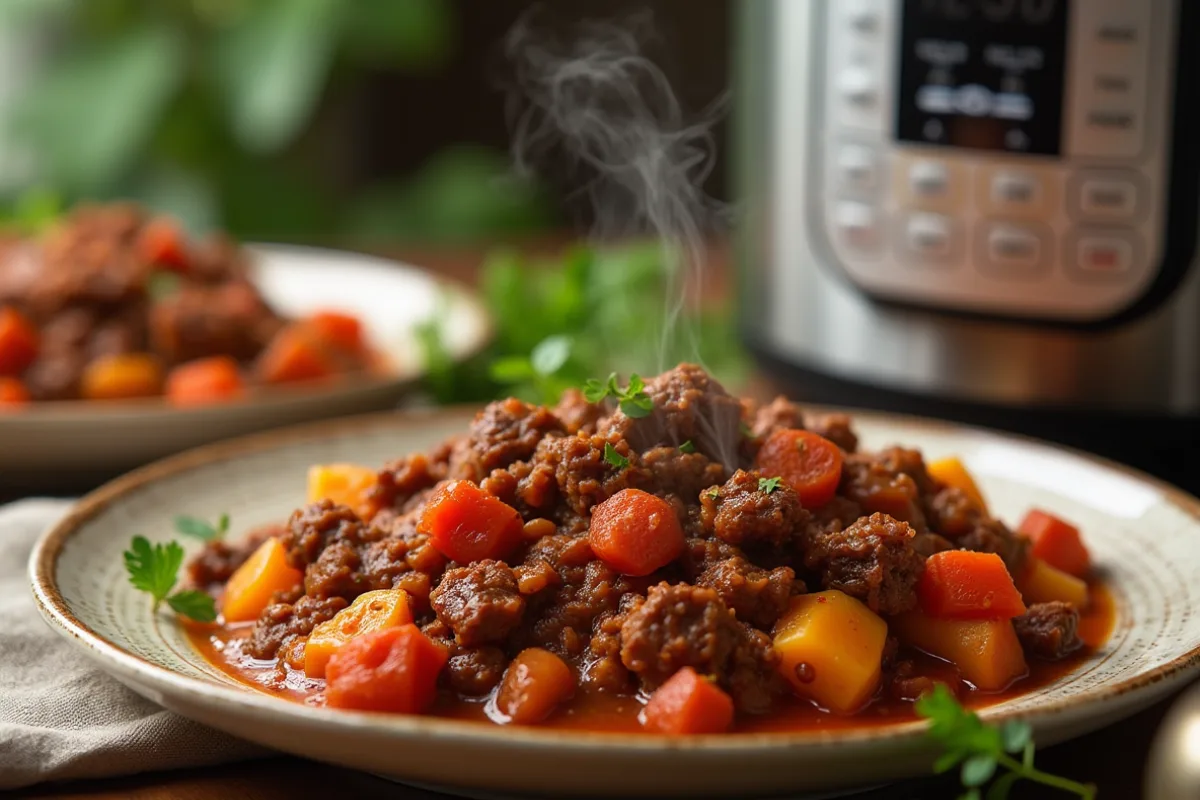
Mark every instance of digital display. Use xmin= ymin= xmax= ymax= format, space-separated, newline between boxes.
xmin=896 ymin=0 xmax=1070 ymax=155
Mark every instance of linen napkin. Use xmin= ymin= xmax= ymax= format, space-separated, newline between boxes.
xmin=0 ymin=498 xmax=266 ymax=791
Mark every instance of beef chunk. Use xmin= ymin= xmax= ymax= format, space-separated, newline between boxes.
xmin=809 ymin=512 xmax=924 ymax=615
xmin=149 ymin=280 xmax=281 ymax=365
xmin=958 ymin=518 xmax=1031 ymax=576
xmin=619 ymin=583 xmax=741 ymax=689
xmin=448 ymin=645 xmax=510 ymax=696
xmin=1014 ymin=602 xmax=1082 ymax=660
xmin=600 ymin=364 xmax=743 ymax=469
xmin=700 ymin=469 xmax=807 ymax=549
xmin=529 ymin=433 xmax=637 ymax=517
xmin=462 ymin=397 xmax=566 ymax=477
xmin=280 ymin=500 xmax=367 ymax=570
xmin=373 ymin=452 xmax=446 ymax=512
xmin=696 ymin=556 xmax=797 ymax=630
xmin=679 ymin=537 xmax=744 ymax=581
xmin=187 ymin=525 xmax=281 ymax=589
xmin=521 ymin=559 xmax=633 ymax=658
xmin=925 ymin=486 xmax=981 ymax=538
xmin=912 ymin=532 xmax=954 ymax=558
xmin=751 ymin=395 xmax=804 ymax=440
xmin=304 ymin=540 xmax=367 ymax=601
xmin=553 ymin=388 xmax=605 ymax=435
xmin=841 ymin=453 xmax=927 ymax=530
xmin=246 ymin=595 xmax=348 ymax=660
xmin=635 ymin=447 xmax=727 ymax=503
xmin=431 ymin=561 xmax=526 ymax=646
xmin=804 ymin=412 xmax=859 ymax=453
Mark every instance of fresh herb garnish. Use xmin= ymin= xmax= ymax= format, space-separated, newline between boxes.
xmin=915 ymin=684 xmax=1095 ymax=799
xmin=123 ymin=535 xmax=216 ymax=622
xmin=705 ymin=489 xmax=720 ymax=502
xmin=679 ymin=440 xmax=696 ymax=454
xmin=758 ymin=476 xmax=783 ymax=494
xmin=174 ymin=513 xmax=229 ymax=542
xmin=583 ymin=373 xmax=654 ymax=419
xmin=739 ymin=421 xmax=754 ymax=438
xmin=602 ymin=442 xmax=630 ymax=470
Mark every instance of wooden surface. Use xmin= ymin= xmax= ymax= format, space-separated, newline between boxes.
xmin=6 ymin=242 xmax=1193 ymax=800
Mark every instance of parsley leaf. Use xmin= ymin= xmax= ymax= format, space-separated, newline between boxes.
xmin=582 ymin=373 xmax=654 ymax=418
xmin=603 ymin=442 xmax=630 ymax=469
xmin=679 ymin=440 xmax=696 ymax=454
xmin=166 ymin=590 xmax=217 ymax=623
xmin=705 ymin=488 xmax=720 ymax=502
xmin=174 ymin=513 xmax=229 ymax=542
xmin=123 ymin=536 xmax=183 ymax=610
xmin=758 ymin=476 xmax=783 ymax=494
xmin=583 ymin=373 xmax=619 ymax=403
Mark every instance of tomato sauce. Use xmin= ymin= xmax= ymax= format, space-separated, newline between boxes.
xmin=186 ymin=583 xmax=1115 ymax=733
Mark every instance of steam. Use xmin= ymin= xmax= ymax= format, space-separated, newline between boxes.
xmin=502 ymin=10 xmax=727 ymax=370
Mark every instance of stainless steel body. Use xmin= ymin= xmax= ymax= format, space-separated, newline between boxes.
xmin=735 ymin=0 xmax=1200 ymax=415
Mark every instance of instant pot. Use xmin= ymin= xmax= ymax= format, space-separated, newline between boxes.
xmin=734 ymin=0 xmax=1200 ymax=486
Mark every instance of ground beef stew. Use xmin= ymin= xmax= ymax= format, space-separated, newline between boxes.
xmin=188 ymin=365 xmax=1114 ymax=732
xmin=0 ymin=203 xmax=379 ymax=407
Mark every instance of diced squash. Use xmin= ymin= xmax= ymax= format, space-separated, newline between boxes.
xmin=304 ymin=589 xmax=413 ymax=678
xmin=892 ymin=609 xmax=1027 ymax=692
xmin=919 ymin=550 xmax=1026 ymax=619
xmin=80 ymin=353 xmax=163 ymax=400
xmin=926 ymin=457 xmax=987 ymax=512
xmin=772 ymin=590 xmax=888 ymax=714
xmin=222 ymin=538 xmax=303 ymax=623
xmin=307 ymin=463 xmax=380 ymax=521
xmin=1019 ymin=556 xmax=1089 ymax=609
xmin=1019 ymin=510 xmax=1091 ymax=578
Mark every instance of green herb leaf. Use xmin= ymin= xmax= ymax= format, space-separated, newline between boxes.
xmin=166 ymin=589 xmax=218 ymax=623
xmin=583 ymin=373 xmax=617 ymax=404
xmin=174 ymin=514 xmax=228 ymax=542
xmin=582 ymin=373 xmax=654 ymax=418
xmin=962 ymin=755 xmax=998 ymax=787
xmin=531 ymin=335 xmax=572 ymax=377
xmin=959 ymin=789 xmax=982 ymax=800
xmin=739 ymin=421 xmax=754 ymax=438
xmin=985 ymin=773 xmax=1021 ymax=800
xmin=602 ymin=442 xmax=630 ymax=470
xmin=489 ymin=356 xmax=536 ymax=384
xmin=705 ymin=488 xmax=720 ymax=502
xmin=679 ymin=440 xmax=696 ymax=454
xmin=758 ymin=476 xmax=783 ymax=494
xmin=1001 ymin=720 xmax=1032 ymax=754
xmin=123 ymin=536 xmax=183 ymax=610
xmin=146 ymin=271 xmax=182 ymax=302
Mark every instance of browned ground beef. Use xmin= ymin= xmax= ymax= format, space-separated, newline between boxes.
xmin=808 ymin=512 xmax=924 ymax=615
xmin=431 ymin=561 xmax=527 ymax=646
xmin=1014 ymin=602 xmax=1082 ymax=660
xmin=841 ymin=454 xmax=928 ymax=531
xmin=247 ymin=595 xmax=347 ymax=660
xmin=187 ymin=524 xmax=281 ymax=589
xmin=149 ymin=280 xmax=281 ymax=366
xmin=696 ymin=556 xmax=797 ymax=630
xmin=805 ymin=412 xmax=859 ymax=453
xmin=700 ymin=469 xmax=807 ymax=549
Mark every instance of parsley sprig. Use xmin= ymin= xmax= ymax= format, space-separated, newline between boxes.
xmin=602 ymin=442 xmax=630 ymax=469
xmin=174 ymin=513 xmax=229 ymax=542
xmin=123 ymin=535 xmax=217 ymax=623
xmin=758 ymin=476 xmax=783 ymax=494
xmin=583 ymin=373 xmax=654 ymax=419
xmin=915 ymin=684 xmax=1095 ymax=799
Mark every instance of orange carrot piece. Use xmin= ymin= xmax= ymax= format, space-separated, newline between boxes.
xmin=754 ymin=429 xmax=844 ymax=508
xmin=165 ymin=356 xmax=246 ymax=407
xmin=325 ymin=625 xmax=449 ymax=714
xmin=80 ymin=353 xmax=163 ymax=400
xmin=420 ymin=480 xmax=524 ymax=563
xmin=137 ymin=217 xmax=189 ymax=272
xmin=1018 ymin=510 xmax=1090 ymax=578
xmin=307 ymin=311 xmax=365 ymax=355
xmin=642 ymin=667 xmax=735 ymax=734
xmin=255 ymin=324 xmax=336 ymax=385
xmin=0 ymin=306 xmax=38 ymax=376
xmin=918 ymin=550 xmax=1027 ymax=620
xmin=588 ymin=488 xmax=685 ymax=577
xmin=0 ymin=376 xmax=29 ymax=407
xmin=222 ymin=538 xmax=303 ymax=623
xmin=495 ymin=648 xmax=576 ymax=724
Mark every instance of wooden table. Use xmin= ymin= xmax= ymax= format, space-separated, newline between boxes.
xmin=8 ymin=242 xmax=1192 ymax=799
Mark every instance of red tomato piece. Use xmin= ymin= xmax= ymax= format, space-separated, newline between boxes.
xmin=0 ymin=376 xmax=30 ymax=408
xmin=325 ymin=625 xmax=449 ymax=714
xmin=165 ymin=356 xmax=246 ymax=407
xmin=918 ymin=550 xmax=1027 ymax=620
xmin=642 ymin=667 xmax=735 ymax=734
xmin=307 ymin=311 xmax=366 ymax=355
xmin=420 ymin=480 xmax=524 ymax=563
xmin=137 ymin=217 xmax=189 ymax=273
xmin=1018 ymin=509 xmax=1091 ymax=578
xmin=0 ymin=306 xmax=38 ymax=377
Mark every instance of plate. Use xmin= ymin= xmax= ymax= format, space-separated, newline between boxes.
xmin=0 ymin=245 xmax=490 ymax=485
xmin=29 ymin=408 xmax=1200 ymax=798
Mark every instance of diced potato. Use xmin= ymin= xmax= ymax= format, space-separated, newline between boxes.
xmin=772 ymin=590 xmax=888 ymax=714
xmin=304 ymin=589 xmax=413 ymax=678
xmin=892 ymin=609 xmax=1027 ymax=692
xmin=926 ymin=457 xmax=987 ymax=513
xmin=1019 ymin=556 xmax=1089 ymax=609
xmin=222 ymin=538 xmax=303 ymax=623
xmin=307 ymin=463 xmax=379 ymax=521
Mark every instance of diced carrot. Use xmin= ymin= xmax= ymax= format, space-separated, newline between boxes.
xmin=495 ymin=648 xmax=576 ymax=724
xmin=754 ymin=429 xmax=844 ymax=508
xmin=892 ymin=609 xmax=1028 ymax=692
xmin=222 ymin=537 xmax=303 ymax=622
xmin=306 ymin=311 xmax=365 ymax=355
xmin=588 ymin=488 xmax=685 ymax=577
xmin=642 ymin=667 xmax=735 ymax=734
xmin=918 ymin=550 xmax=1026 ymax=620
xmin=1019 ymin=556 xmax=1089 ymax=609
xmin=926 ymin=457 xmax=988 ymax=513
xmin=307 ymin=464 xmax=380 ymax=522
xmin=0 ymin=376 xmax=29 ymax=408
xmin=1018 ymin=510 xmax=1090 ymax=578
xmin=255 ymin=324 xmax=337 ymax=385
xmin=137 ymin=217 xmax=189 ymax=273
xmin=165 ymin=356 xmax=245 ymax=407
xmin=0 ymin=306 xmax=38 ymax=376
xmin=80 ymin=353 xmax=163 ymax=400
xmin=304 ymin=589 xmax=413 ymax=678
xmin=420 ymin=480 xmax=524 ymax=564
xmin=325 ymin=625 xmax=449 ymax=714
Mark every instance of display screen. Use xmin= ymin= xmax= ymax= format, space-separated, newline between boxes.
xmin=896 ymin=0 xmax=1070 ymax=155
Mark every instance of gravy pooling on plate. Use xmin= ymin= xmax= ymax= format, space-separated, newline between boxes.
xmin=187 ymin=364 xmax=1114 ymax=732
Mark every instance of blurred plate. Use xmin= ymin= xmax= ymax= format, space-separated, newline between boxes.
xmin=0 ymin=244 xmax=489 ymax=485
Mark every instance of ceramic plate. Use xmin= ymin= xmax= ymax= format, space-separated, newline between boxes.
xmin=0 ymin=245 xmax=489 ymax=484
xmin=29 ymin=408 xmax=1200 ymax=798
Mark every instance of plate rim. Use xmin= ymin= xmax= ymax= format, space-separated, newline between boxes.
xmin=27 ymin=403 xmax=1200 ymax=754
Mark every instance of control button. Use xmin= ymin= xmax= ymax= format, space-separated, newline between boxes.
xmin=839 ymin=69 xmax=877 ymax=107
xmin=833 ymin=201 xmax=882 ymax=252
xmin=836 ymin=144 xmax=878 ymax=191
xmin=991 ymin=172 xmax=1039 ymax=207
xmin=894 ymin=156 xmax=965 ymax=211
xmin=903 ymin=212 xmax=954 ymax=261
xmin=916 ymin=85 xmax=954 ymax=114
xmin=909 ymin=160 xmax=949 ymax=198
xmin=1094 ymin=74 xmax=1132 ymax=94
xmin=993 ymin=93 xmax=1032 ymax=121
xmin=981 ymin=223 xmax=1047 ymax=273
xmin=1071 ymin=233 xmax=1138 ymax=279
xmin=1096 ymin=23 xmax=1139 ymax=44
xmin=1079 ymin=178 xmax=1138 ymax=218
xmin=977 ymin=166 xmax=1060 ymax=219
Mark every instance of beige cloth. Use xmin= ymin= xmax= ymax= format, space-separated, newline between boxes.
xmin=0 ymin=498 xmax=265 ymax=790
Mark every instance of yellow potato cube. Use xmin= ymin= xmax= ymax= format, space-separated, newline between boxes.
xmin=926 ymin=456 xmax=987 ymax=513
xmin=1020 ymin=556 xmax=1089 ymax=609
xmin=891 ymin=609 xmax=1027 ymax=692
xmin=304 ymin=589 xmax=413 ymax=678
xmin=772 ymin=590 xmax=888 ymax=714
xmin=222 ymin=538 xmax=302 ymax=623
xmin=307 ymin=463 xmax=379 ymax=520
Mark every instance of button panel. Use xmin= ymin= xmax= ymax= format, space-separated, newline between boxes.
xmin=981 ymin=222 xmax=1048 ymax=275
xmin=899 ymin=212 xmax=957 ymax=265
xmin=1069 ymin=231 xmax=1141 ymax=280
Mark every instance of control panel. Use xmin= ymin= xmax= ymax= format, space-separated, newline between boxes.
xmin=812 ymin=0 xmax=1175 ymax=321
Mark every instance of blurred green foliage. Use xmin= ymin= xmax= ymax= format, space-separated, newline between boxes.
xmin=0 ymin=0 xmax=552 ymax=241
